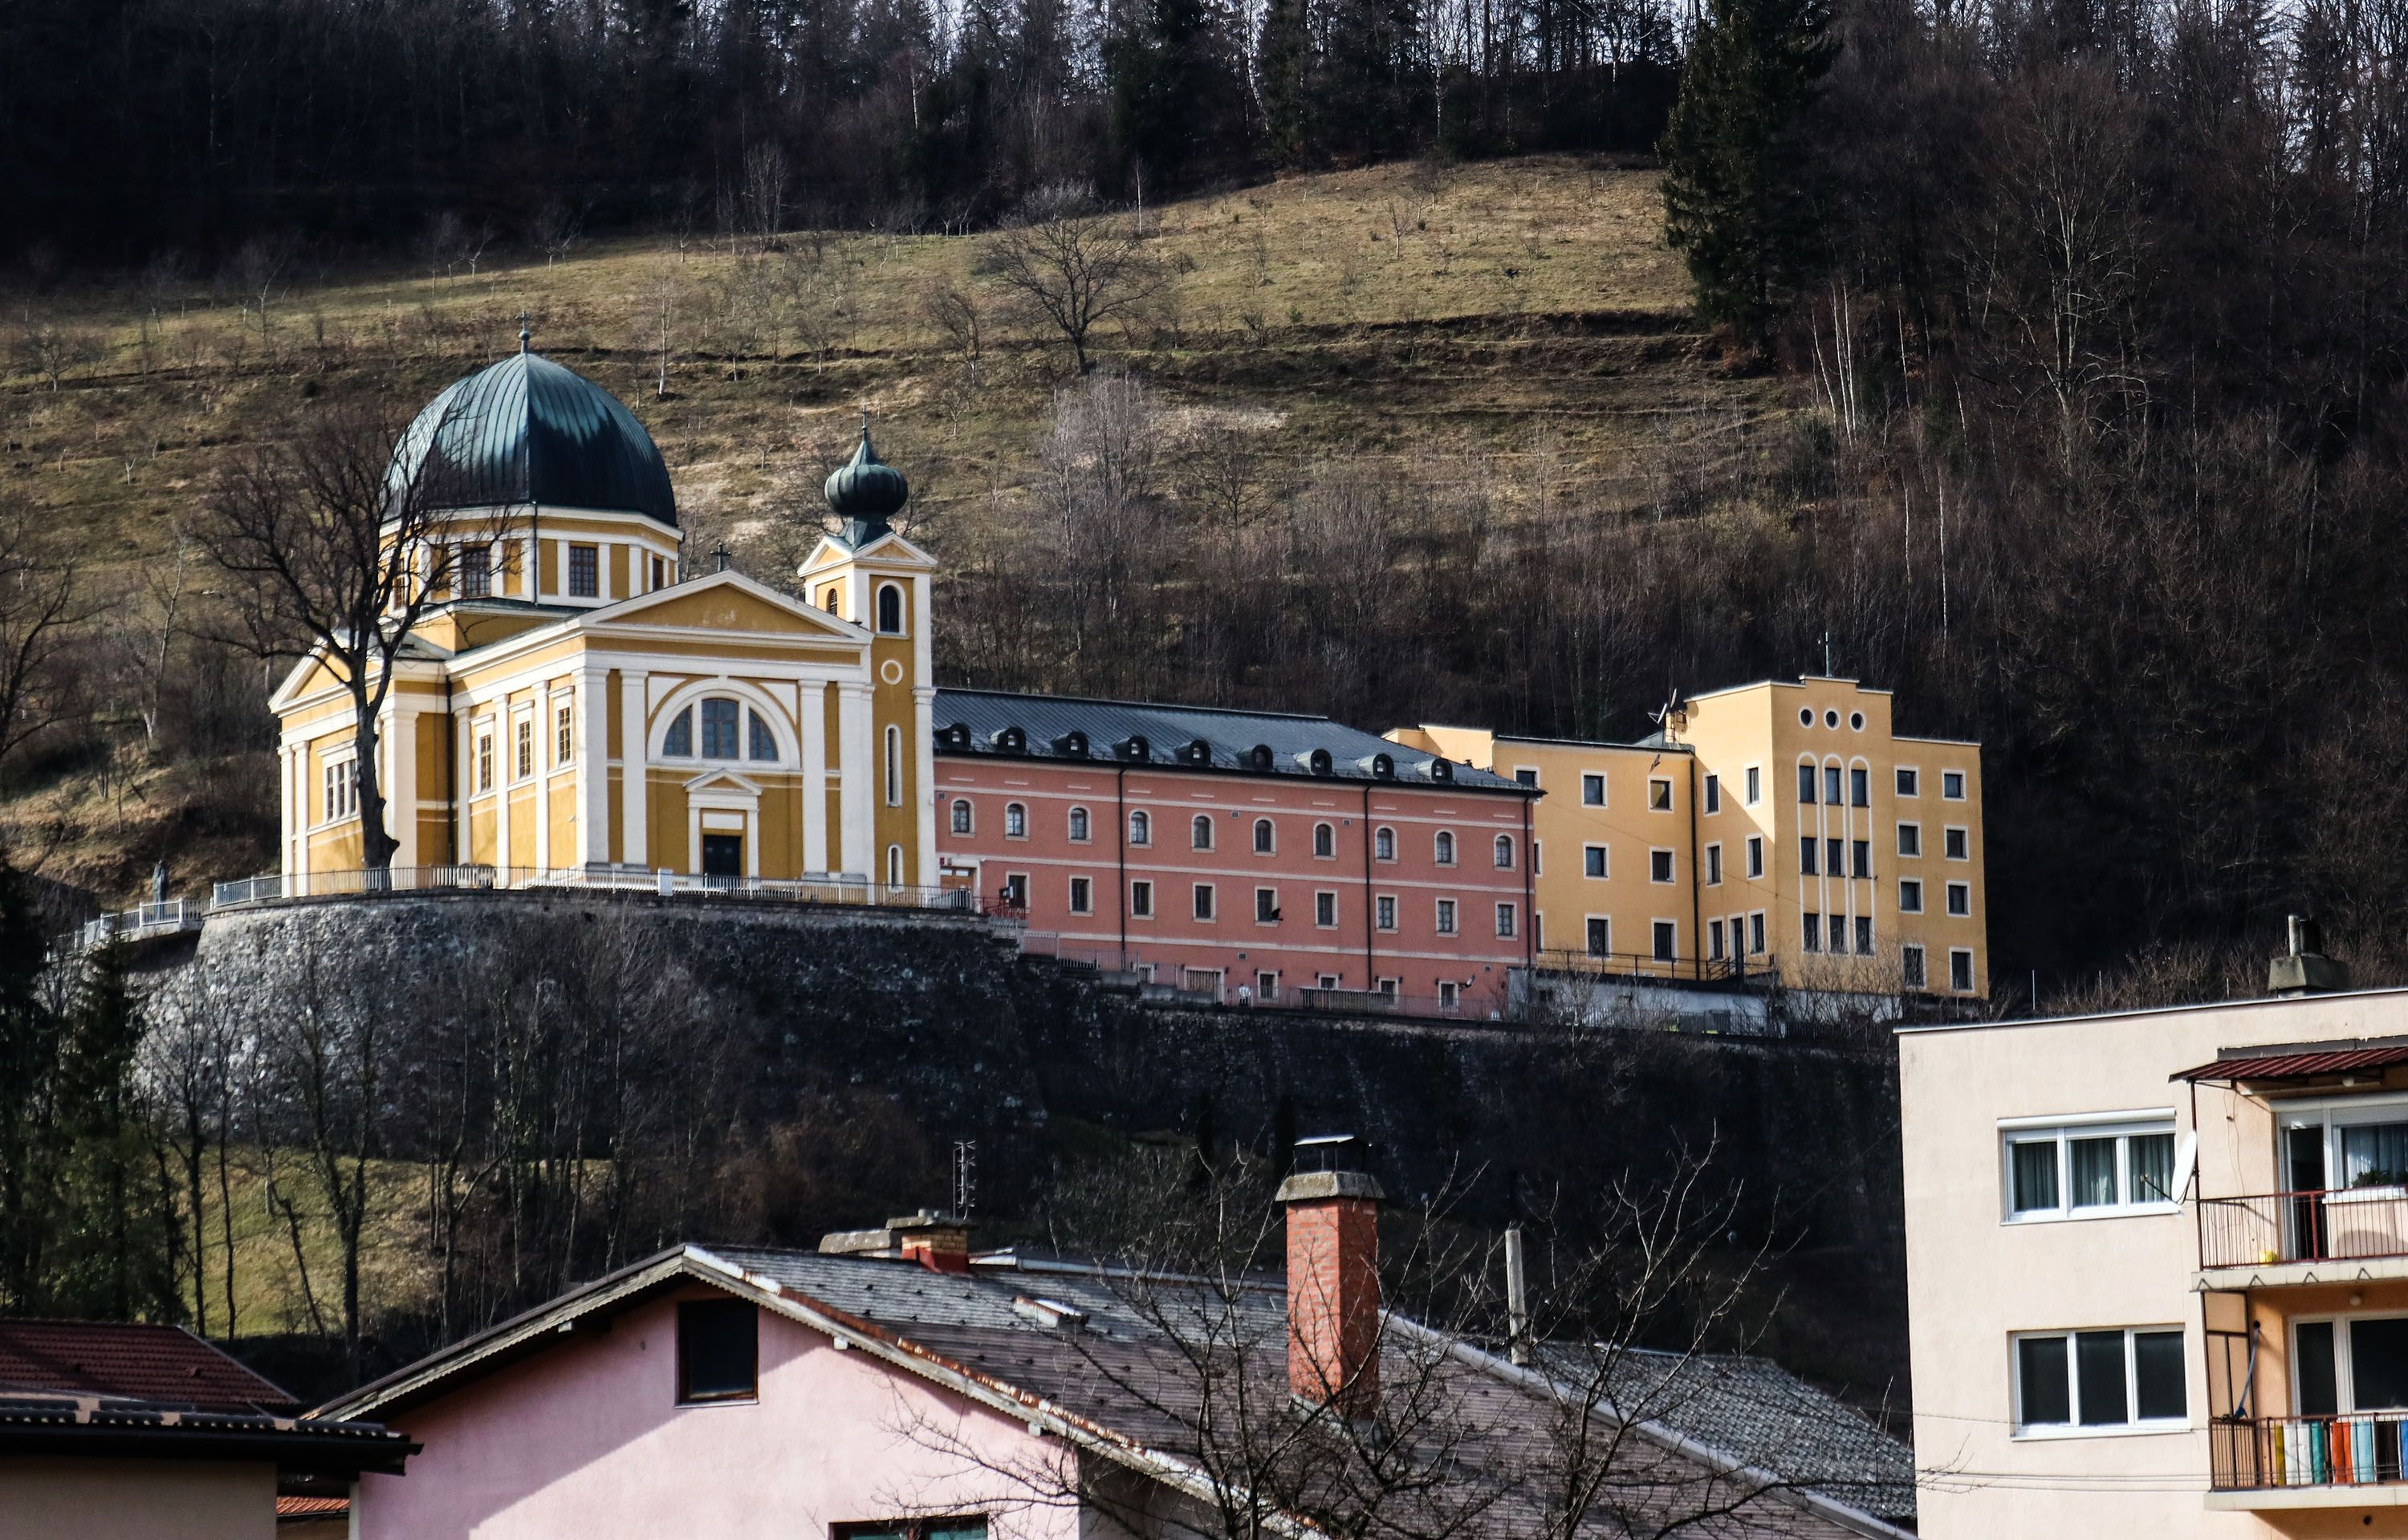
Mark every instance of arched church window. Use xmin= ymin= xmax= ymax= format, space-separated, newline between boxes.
xmin=885 ymin=725 xmax=902 ymax=806
xmin=877 ymin=583 xmax=905 ymax=634
xmin=663 ymin=709 xmax=693 ymax=758
xmin=748 ymin=710 xmax=777 ymax=762
xmin=822 ymin=586 xmax=841 ymax=615
xmin=701 ymin=698 xmax=740 ymax=758
xmin=888 ymin=844 xmax=904 ymax=885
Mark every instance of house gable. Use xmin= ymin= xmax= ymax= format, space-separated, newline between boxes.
xmin=585 ymin=571 xmax=864 ymax=640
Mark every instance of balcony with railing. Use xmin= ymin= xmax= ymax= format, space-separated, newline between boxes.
xmin=2210 ymin=1412 xmax=2408 ymax=1496
xmin=2199 ymin=1186 xmax=2408 ymax=1284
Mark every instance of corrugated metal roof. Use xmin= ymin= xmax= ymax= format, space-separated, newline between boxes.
xmin=0 ymin=1321 xmax=294 ymax=1411
xmin=389 ymin=349 xmax=677 ymax=525
xmin=933 ymin=689 xmax=1527 ymax=793
xmin=2173 ymin=1044 xmax=2408 ymax=1082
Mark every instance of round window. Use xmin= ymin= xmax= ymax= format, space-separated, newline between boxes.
xmin=1824 ymin=709 xmax=1840 ymax=728
xmin=1850 ymin=711 xmax=1865 ymax=730
xmin=1799 ymin=709 xmax=1813 ymax=726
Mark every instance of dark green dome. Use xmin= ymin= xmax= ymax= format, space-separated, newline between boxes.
xmin=823 ymin=424 xmax=909 ymax=536
xmin=390 ymin=344 xmax=677 ymax=525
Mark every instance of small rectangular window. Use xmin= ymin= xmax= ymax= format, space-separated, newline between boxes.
xmin=1255 ymin=887 xmax=1278 ymax=924
xmin=1703 ymin=774 xmax=1720 ymax=814
xmin=1951 ymin=948 xmax=1975 ymax=991
xmin=677 ymin=1299 xmax=757 ymax=1404
xmin=1649 ymin=849 xmax=1674 ymax=884
xmin=1749 ymin=912 xmax=1765 ymax=954
xmin=1947 ymin=882 xmax=1971 ymax=916
xmin=1495 ymin=903 xmax=1516 ymax=939
xmin=1709 ymin=919 xmax=1726 ymax=960
xmin=1376 ymin=895 xmax=1397 ymax=931
xmin=1316 ymin=892 xmax=1337 ymax=928
xmin=1826 ymin=837 xmax=1843 ymax=875
xmin=1852 ymin=839 xmax=1870 ymax=878
xmin=1946 ymin=827 xmax=1970 ymax=860
xmin=1706 ymin=844 xmax=1723 ymax=885
xmin=1515 ymin=767 xmax=1539 ymax=787
xmin=1435 ymin=899 xmax=1456 ymax=935
xmin=1582 ymin=772 xmax=1605 ymax=806
xmin=1193 ymin=884 xmax=1215 ymax=921
xmin=1584 ymin=842 xmax=1609 ymax=879
xmin=1746 ymin=836 xmax=1763 ymax=879
xmin=2016 ymin=1335 xmax=2071 ymax=1428
xmin=1896 ymin=767 xmax=1919 ymax=797
xmin=1586 ymin=917 xmax=1609 ymax=956
xmin=1069 ymin=877 xmax=1092 ymax=914
xmin=515 ymin=718 xmax=534 ymax=779
xmin=459 ymin=544 xmax=492 ymax=598
xmin=1824 ymin=766 xmax=1842 ymax=805
xmin=1943 ymin=770 xmax=1967 ymax=800
xmin=1651 ymin=920 xmax=1675 ymax=962
xmin=1745 ymin=766 xmax=1760 ymax=805
xmin=1898 ymin=823 xmax=1922 ymax=858
xmin=1798 ymin=764 xmax=1816 ymax=803
xmin=1800 ymin=837 xmax=1818 ymax=876
xmin=1855 ymin=915 xmax=1872 ymax=954
xmin=568 ymin=544 xmax=600 ymax=599
xmin=556 ymin=703 xmax=575 ymax=766
xmin=1648 ymin=778 xmax=1673 ymax=811
xmin=1802 ymin=914 xmax=1821 ymax=952
xmin=1130 ymin=880 xmax=1153 ymax=918
xmin=1902 ymin=943 xmax=1926 ymax=988
xmin=1899 ymin=879 xmax=1923 ymax=913
xmin=1850 ymin=767 xmax=1869 ymax=807
xmin=1828 ymin=912 xmax=1848 ymax=953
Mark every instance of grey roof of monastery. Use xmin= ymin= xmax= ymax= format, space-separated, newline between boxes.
xmin=932 ymin=689 xmax=1531 ymax=794
xmin=389 ymin=345 xmax=677 ymax=526
xmin=1543 ymin=1344 xmax=1917 ymax=1523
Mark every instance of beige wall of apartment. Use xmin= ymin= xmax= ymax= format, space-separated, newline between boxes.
xmin=0 ymin=1456 xmax=278 ymax=1539
xmin=1901 ymin=989 xmax=2408 ymax=1538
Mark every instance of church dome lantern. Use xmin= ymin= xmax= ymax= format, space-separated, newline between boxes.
xmin=824 ymin=418 xmax=909 ymax=547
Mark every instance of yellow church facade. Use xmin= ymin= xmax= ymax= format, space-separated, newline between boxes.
xmin=270 ymin=344 xmax=937 ymax=894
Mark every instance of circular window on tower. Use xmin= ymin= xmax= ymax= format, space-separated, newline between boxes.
xmin=1824 ymin=709 xmax=1840 ymax=728
xmin=1851 ymin=712 xmax=1865 ymax=730
xmin=1800 ymin=709 xmax=1813 ymax=727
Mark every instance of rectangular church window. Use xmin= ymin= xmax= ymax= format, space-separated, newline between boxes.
xmin=569 ymin=544 xmax=599 ymax=598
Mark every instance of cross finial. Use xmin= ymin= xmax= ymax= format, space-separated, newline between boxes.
xmin=518 ymin=313 xmax=532 ymax=355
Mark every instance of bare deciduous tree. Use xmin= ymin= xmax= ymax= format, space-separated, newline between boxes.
xmin=0 ymin=502 xmax=83 ymax=767
xmin=982 ymin=203 xmax=1167 ymax=373
xmin=202 ymin=401 xmax=503 ymax=872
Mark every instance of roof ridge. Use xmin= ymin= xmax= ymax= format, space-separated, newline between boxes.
xmin=934 ymin=687 xmax=1339 ymax=725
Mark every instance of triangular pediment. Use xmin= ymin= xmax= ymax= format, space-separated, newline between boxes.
xmin=799 ymin=526 xmax=938 ymax=576
xmin=582 ymin=570 xmax=864 ymax=640
xmin=683 ymin=769 xmax=764 ymax=796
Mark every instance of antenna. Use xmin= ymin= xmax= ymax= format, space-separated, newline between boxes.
xmin=952 ymin=1140 xmax=978 ymax=1219
xmin=1821 ymin=631 xmax=1833 ymax=676
xmin=518 ymin=312 xmax=531 ymax=355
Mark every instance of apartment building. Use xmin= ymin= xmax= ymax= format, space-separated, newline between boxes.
xmin=1392 ymin=675 xmax=1987 ymax=1001
xmin=1900 ymin=933 xmax=2408 ymax=1536
xmin=933 ymin=689 xmax=1537 ymax=1014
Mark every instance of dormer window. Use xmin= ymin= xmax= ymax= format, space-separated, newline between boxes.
xmin=822 ymin=586 xmax=841 ymax=615
xmin=877 ymin=583 xmax=905 ymax=634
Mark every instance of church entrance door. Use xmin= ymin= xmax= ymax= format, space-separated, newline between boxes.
xmin=701 ymin=834 xmax=743 ymax=878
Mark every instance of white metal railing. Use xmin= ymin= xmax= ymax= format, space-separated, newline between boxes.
xmin=203 ymin=864 xmax=984 ymax=913
xmin=74 ymin=899 xmax=203 ymax=951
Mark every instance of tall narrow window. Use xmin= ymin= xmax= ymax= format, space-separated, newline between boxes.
xmin=556 ymin=703 xmax=575 ymax=766
xmin=887 ymin=845 xmax=903 ymax=885
xmin=1376 ymin=895 xmax=1397 ymax=931
xmin=1436 ymin=899 xmax=1457 ymax=934
xmin=1192 ymin=815 xmax=1214 ymax=851
xmin=1130 ymin=881 xmax=1153 ymax=917
xmin=1069 ymin=807 xmax=1091 ymax=843
xmin=1747 ymin=836 xmax=1763 ymax=878
xmin=1587 ymin=917 xmax=1609 ymax=956
xmin=1745 ymin=766 xmax=1760 ymax=804
xmin=1254 ymin=818 xmax=1275 ymax=854
xmin=884 ymin=725 xmax=901 ymax=806
xmin=476 ymin=733 xmax=494 ymax=790
xmin=1005 ymin=803 xmax=1027 ymax=838
xmin=877 ymin=583 xmax=905 ymax=633
xmin=1495 ymin=903 xmax=1517 ymax=938
xmin=568 ymin=544 xmax=600 ymax=599
xmin=1374 ymin=827 xmax=1395 ymax=861
xmin=1652 ymin=921 xmax=1675 ymax=962
xmin=1798 ymin=763 xmax=1816 ymax=803
xmin=1494 ymin=835 xmax=1515 ymax=870
xmin=663 ymin=709 xmax=693 ymax=757
xmin=1824 ymin=766 xmax=1842 ymax=805
xmin=1850 ymin=767 xmax=1869 ymax=807
xmin=1434 ymin=831 xmax=1455 ymax=864
xmin=1194 ymin=884 xmax=1216 ymax=920
xmin=950 ymin=798 xmax=972 ymax=835
xmin=701 ymin=698 xmax=739 ymax=758
xmin=1703 ymin=774 xmax=1719 ymax=814
xmin=515 ymin=718 xmax=534 ymax=778
xmin=1314 ymin=823 xmax=1335 ymax=858
xmin=1129 ymin=810 xmax=1151 ymax=845
xmin=750 ymin=711 xmax=777 ymax=762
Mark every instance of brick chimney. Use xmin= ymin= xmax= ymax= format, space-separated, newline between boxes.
xmin=1277 ymin=1136 xmax=1385 ymax=1418
xmin=889 ymin=1210 xmax=972 ymax=1274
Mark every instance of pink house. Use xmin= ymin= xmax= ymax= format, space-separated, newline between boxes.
xmin=932 ymin=689 xmax=1537 ymax=1015
xmin=319 ymin=1157 xmax=1911 ymax=1540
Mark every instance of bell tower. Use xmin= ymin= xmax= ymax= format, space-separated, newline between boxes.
xmin=799 ymin=419 xmax=938 ymax=889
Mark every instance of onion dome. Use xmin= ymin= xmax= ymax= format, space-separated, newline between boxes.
xmin=388 ymin=331 xmax=677 ymax=525
xmin=823 ymin=419 xmax=909 ymax=545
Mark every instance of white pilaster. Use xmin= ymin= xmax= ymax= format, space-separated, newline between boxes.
xmin=838 ymin=681 xmax=873 ymax=878
xmin=621 ymin=670 xmax=649 ymax=867
xmin=912 ymin=683 xmax=936 ymax=888
xmin=801 ymin=681 xmax=828 ymax=872
xmin=390 ymin=697 xmax=417 ymax=870
xmin=576 ymin=667 xmax=608 ymax=867
xmin=494 ymin=711 xmax=514 ymax=877
xmin=533 ymin=697 xmax=553 ymax=873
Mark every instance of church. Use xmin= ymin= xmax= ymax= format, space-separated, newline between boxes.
xmin=270 ymin=338 xmax=938 ymax=893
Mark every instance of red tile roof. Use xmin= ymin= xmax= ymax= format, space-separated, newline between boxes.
xmin=276 ymin=1496 xmax=351 ymax=1518
xmin=2173 ymin=1044 xmax=2408 ymax=1083
xmin=0 ymin=1321 xmax=295 ymax=1411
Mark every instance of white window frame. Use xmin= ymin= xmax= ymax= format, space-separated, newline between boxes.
xmin=1129 ymin=880 xmax=1154 ymax=919
xmin=1706 ymin=843 xmax=1723 ymax=886
xmin=1253 ymin=817 xmax=1275 ymax=855
xmin=1896 ymin=766 xmax=1920 ymax=797
xmin=1313 ymin=823 xmax=1336 ymax=859
xmin=1584 ymin=916 xmax=1611 ymax=957
xmin=1703 ymin=774 xmax=1719 ymax=815
xmin=1902 ymin=943 xmax=1926 ymax=989
xmin=1748 ymin=911 xmax=1766 ymax=955
xmin=1434 ymin=830 xmax=1456 ymax=865
xmin=1005 ymin=802 xmax=1028 ymax=840
xmin=1495 ymin=902 xmax=1517 ymax=939
xmin=1255 ymin=886 xmax=1279 ymax=924
xmin=1648 ymin=776 xmax=1674 ymax=812
xmin=1192 ymin=882 xmax=1217 ymax=922
xmin=1746 ymin=835 xmax=1763 ymax=879
xmin=1515 ymin=765 xmax=1541 ymax=789
xmin=1945 ymin=824 xmax=1971 ymax=861
xmin=321 ymin=754 xmax=359 ymax=824
xmin=1129 ymin=810 xmax=1152 ymax=846
xmin=1943 ymin=770 xmax=1967 ymax=800
xmin=950 ymin=798 xmax=974 ymax=835
xmin=1375 ymin=894 xmax=1398 ymax=933
xmin=1650 ymin=919 xmax=1677 ymax=963
xmin=1584 ymin=843 xmax=1609 ymax=880
xmin=1997 ymin=1114 xmax=2183 ymax=1224
xmin=1899 ymin=878 xmax=1924 ymax=914
xmin=1581 ymin=772 xmax=1606 ymax=807
xmin=1898 ymin=821 xmax=1922 ymax=858
xmin=1744 ymin=765 xmax=1761 ymax=806
xmin=1951 ymin=946 xmax=1975 ymax=992
xmin=1068 ymin=876 xmax=1093 ymax=914
xmin=2288 ymin=1311 xmax=2408 ymax=1417
xmin=1374 ymin=826 xmax=1397 ymax=863
xmin=1947 ymin=880 xmax=1971 ymax=916
xmin=1315 ymin=891 xmax=1339 ymax=929
xmin=1649 ymin=847 xmax=1675 ymax=885
xmin=1068 ymin=806 xmax=1092 ymax=843
xmin=1434 ymin=898 xmax=1457 ymax=936
xmin=2011 ymin=1326 xmax=2190 ymax=1439
xmin=1493 ymin=835 xmax=1515 ymax=870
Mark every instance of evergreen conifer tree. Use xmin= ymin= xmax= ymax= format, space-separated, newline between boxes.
xmin=1658 ymin=0 xmax=1838 ymax=343
xmin=1257 ymin=0 xmax=1313 ymax=165
xmin=0 ymin=860 xmax=63 ymax=1312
